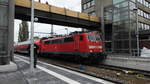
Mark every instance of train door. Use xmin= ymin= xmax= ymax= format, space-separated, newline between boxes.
xmin=74 ymin=35 xmax=80 ymax=52
xmin=42 ymin=40 xmax=49 ymax=52
xmin=38 ymin=40 xmax=45 ymax=52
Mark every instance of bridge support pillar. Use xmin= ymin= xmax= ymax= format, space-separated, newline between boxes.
xmin=0 ymin=0 xmax=17 ymax=72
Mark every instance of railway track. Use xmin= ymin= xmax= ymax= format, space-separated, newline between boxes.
xmin=99 ymin=64 xmax=150 ymax=79
xmin=16 ymin=54 xmax=150 ymax=84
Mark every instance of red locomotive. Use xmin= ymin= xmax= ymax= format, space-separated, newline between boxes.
xmin=15 ymin=31 xmax=107 ymax=64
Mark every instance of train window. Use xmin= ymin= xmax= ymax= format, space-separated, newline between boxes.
xmin=96 ymin=35 xmax=101 ymax=41
xmin=51 ymin=39 xmax=63 ymax=44
xmin=64 ymin=37 xmax=74 ymax=43
xmin=52 ymin=40 xmax=56 ymax=44
xmin=60 ymin=39 xmax=64 ymax=43
xmin=45 ymin=38 xmax=72 ymax=44
xmin=88 ymin=34 xmax=101 ymax=41
xmin=80 ymin=35 xmax=83 ymax=41
xmin=44 ymin=41 xmax=49 ymax=44
xmin=56 ymin=39 xmax=60 ymax=44
xmin=88 ymin=35 xmax=96 ymax=41
xmin=56 ymin=39 xmax=61 ymax=44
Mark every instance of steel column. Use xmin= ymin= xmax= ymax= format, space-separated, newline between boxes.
xmin=30 ymin=0 xmax=35 ymax=72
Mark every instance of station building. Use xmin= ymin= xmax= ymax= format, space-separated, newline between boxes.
xmin=81 ymin=0 xmax=150 ymax=55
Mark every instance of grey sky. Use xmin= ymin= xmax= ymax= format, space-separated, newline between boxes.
xmin=14 ymin=0 xmax=81 ymax=42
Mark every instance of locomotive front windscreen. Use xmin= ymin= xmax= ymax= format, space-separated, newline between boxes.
xmin=88 ymin=35 xmax=101 ymax=41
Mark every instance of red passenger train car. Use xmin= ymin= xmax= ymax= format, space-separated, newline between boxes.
xmin=15 ymin=32 xmax=107 ymax=64
xmin=14 ymin=41 xmax=30 ymax=53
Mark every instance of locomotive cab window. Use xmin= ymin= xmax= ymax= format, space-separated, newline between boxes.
xmin=88 ymin=35 xmax=96 ymax=41
xmin=88 ymin=34 xmax=101 ymax=41
xmin=96 ymin=35 xmax=101 ymax=41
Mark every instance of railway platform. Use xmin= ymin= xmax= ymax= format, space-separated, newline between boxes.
xmin=0 ymin=54 xmax=114 ymax=84
xmin=105 ymin=54 xmax=150 ymax=72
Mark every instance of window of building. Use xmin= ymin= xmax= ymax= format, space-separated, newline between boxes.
xmin=140 ymin=10 xmax=143 ymax=16
xmin=143 ymin=0 xmax=145 ymax=4
xmin=148 ymin=25 xmax=150 ymax=30
xmin=144 ymin=24 xmax=146 ymax=30
xmin=138 ymin=9 xmax=150 ymax=20
xmin=83 ymin=4 xmax=86 ymax=10
xmin=138 ymin=0 xmax=150 ymax=8
xmin=140 ymin=23 xmax=150 ymax=30
xmin=143 ymin=12 xmax=146 ymax=18
xmin=139 ymin=10 xmax=141 ymax=16
xmin=145 ymin=1 xmax=149 ymax=7
xmin=91 ymin=12 xmax=96 ymax=16
xmin=146 ymin=13 xmax=149 ymax=19
xmin=82 ymin=0 xmax=95 ymax=10
xmin=146 ymin=24 xmax=149 ymax=30
xmin=145 ymin=24 xmax=147 ymax=30
xmin=91 ymin=0 xmax=95 ymax=6
xmin=138 ymin=23 xmax=142 ymax=30
xmin=147 ymin=25 xmax=149 ymax=30
xmin=87 ymin=1 xmax=91 ymax=8
xmin=139 ymin=0 xmax=143 ymax=4
xmin=89 ymin=11 xmax=96 ymax=16
xmin=0 ymin=0 xmax=8 ymax=3
xmin=113 ymin=0 xmax=125 ymax=4
xmin=143 ymin=0 xmax=147 ymax=6
xmin=141 ymin=23 xmax=143 ymax=30
xmin=138 ymin=9 xmax=140 ymax=15
xmin=129 ymin=1 xmax=136 ymax=10
xmin=131 ymin=0 xmax=136 ymax=2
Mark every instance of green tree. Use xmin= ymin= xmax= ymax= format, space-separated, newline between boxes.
xmin=18 ymin=21 xmax=29 ymax=42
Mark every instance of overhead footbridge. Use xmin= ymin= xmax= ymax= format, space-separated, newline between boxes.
xmin=15 ymin=0 xmax=101 ymax=30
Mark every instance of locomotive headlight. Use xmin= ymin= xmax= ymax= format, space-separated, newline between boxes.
xmin=89 ymin=46 xmax=95 ymax=49
xmin=90 ymin=50 xmax=93 ymax=52
xmin=98 ymin=46 xmax=102 ymax=48
xmin=89 ymin=46 xmax=102 ymax=49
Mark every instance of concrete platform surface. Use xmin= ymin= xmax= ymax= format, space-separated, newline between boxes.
xmin=105 ymin=55 xmax=150 ymax=71
xmin=0 ymin=62 xmax=17 ymax=72
xmin=0 ymin=54 xmax=114 ymax=84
